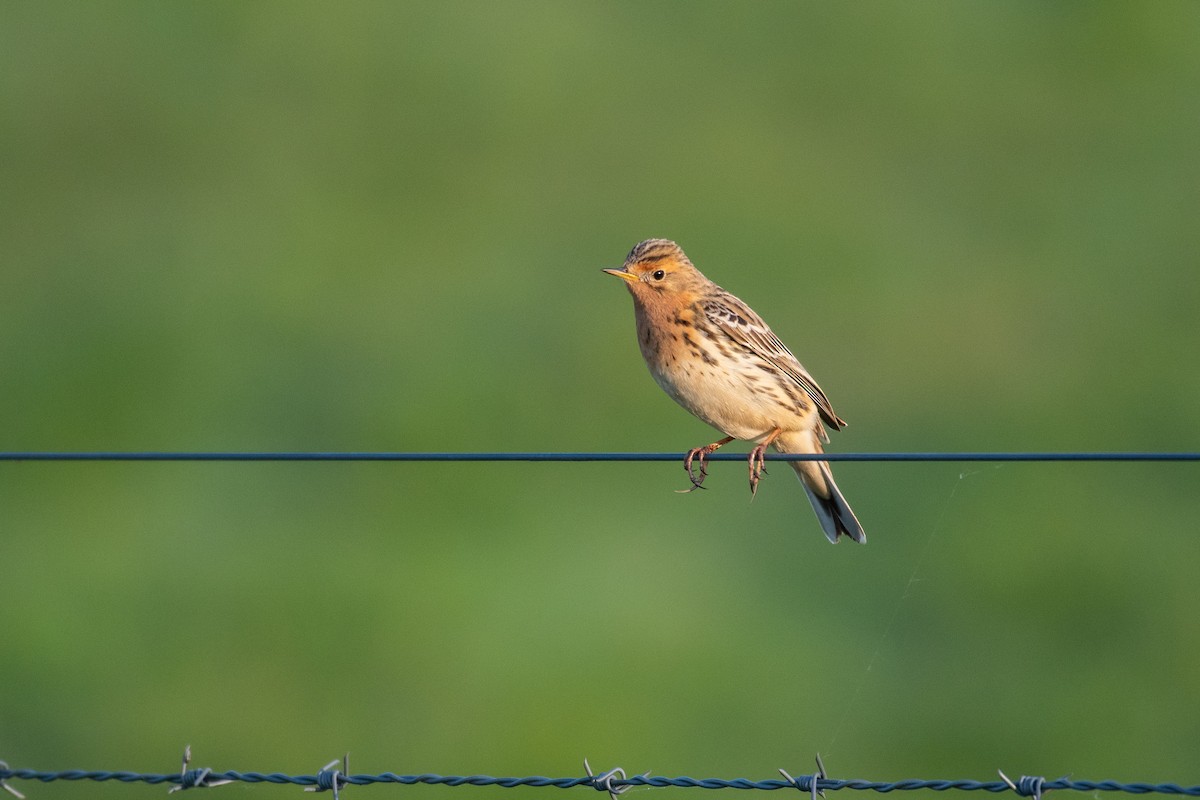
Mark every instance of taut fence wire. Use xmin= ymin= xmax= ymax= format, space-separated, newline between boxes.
xmin=1 ymin=451 xmax=1199 ymax=462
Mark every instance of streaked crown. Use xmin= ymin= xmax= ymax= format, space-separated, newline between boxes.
xmin=624 ymin=238 xmax=693 ymax=268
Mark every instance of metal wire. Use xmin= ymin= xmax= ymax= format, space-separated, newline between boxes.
xmin=1 ymin=451 xmax=1198 ymax=462
xmin=0 ymin=763 xmax=1197 ymax=796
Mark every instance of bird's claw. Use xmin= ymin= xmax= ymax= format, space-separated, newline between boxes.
xmin=748 ymin=444 xmax=769 ymax=499
xmin=677 ymin=436 xmax=735 ymax=494
xmin=681 ymin=446 xmax=711 ymax=491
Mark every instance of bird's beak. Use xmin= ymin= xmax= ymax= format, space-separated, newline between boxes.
xmin=603 ymin=267 xmax=638 ymax=284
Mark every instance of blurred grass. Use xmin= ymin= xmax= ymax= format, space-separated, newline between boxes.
xmin=2 ymin=2 xmax=1199 ymax=797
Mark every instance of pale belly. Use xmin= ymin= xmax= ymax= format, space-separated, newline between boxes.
xmin=647 ymin=347 xmax=806 ymax=442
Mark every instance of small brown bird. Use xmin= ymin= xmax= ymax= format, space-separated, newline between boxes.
xmin=604 ymin=238 xmax=865 ymax=544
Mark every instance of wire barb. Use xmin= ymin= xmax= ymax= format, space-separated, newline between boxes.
xmin=0 ymin=762 xmax=27 ymax=800
xmin=780 ymin=753 xmax=828 ymax=800
xmin=306 ymin=756 xmax=349 ymax=799
xmin=584 ymin=759 xmax=650 ymax=800
xmin=168 ymin=746 xmax=234 ymax=794
xmin=999 ymin=771 xmax=1050 ymax=800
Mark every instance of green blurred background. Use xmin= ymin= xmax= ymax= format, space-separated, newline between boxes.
xmin=2 ymin=2 xmax=1198 ymax=798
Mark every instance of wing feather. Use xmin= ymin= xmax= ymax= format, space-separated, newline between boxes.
xmin=701 ymin=293 xmax=847 ymax=431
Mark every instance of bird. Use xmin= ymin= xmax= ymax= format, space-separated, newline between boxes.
xmin=603 ymin=238 xmax=865 ymax=544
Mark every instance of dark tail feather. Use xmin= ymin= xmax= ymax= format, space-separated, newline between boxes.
xmin=799 ymin=461 xmax=866 ymax=544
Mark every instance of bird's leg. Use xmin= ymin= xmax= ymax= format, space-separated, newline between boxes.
xmin=747 ymin=428 xmax=783 ymax=499
xmin=679 ymin=436 xmax=735 ymax=492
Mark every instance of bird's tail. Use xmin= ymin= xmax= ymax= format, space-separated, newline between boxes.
xmin=774 ymin=431 xmax=866 ymax=544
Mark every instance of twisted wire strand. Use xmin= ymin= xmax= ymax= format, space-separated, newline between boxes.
xmin=0 ymin=768 xmax=1197 ymax=795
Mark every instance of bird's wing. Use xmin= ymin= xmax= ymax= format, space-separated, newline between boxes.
xmin=702 ymin=293 xmax=847 ymax=431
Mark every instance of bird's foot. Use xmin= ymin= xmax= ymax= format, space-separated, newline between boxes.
xmin=747 ymin=429 xmax=782 ymax=499
xmin=679 ymin=446 xmax=712 ymax=492
xmin=747 ymin=444 xmax=769 ymax=498
xmin=677 ymin=436 xmax=735 ymax=493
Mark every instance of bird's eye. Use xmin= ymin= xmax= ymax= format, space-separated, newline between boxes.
xmin=652 ymin=269 xmax=666 ymax=280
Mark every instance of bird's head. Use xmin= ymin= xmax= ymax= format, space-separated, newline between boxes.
xmin=603 ymin=239 xmax=706 ymax=303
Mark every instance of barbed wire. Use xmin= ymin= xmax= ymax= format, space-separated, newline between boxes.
xmin=1 ymin=752 xmax=1197 ymax=800
xmin=1 ymin=451 xmax=1198 ymax=462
